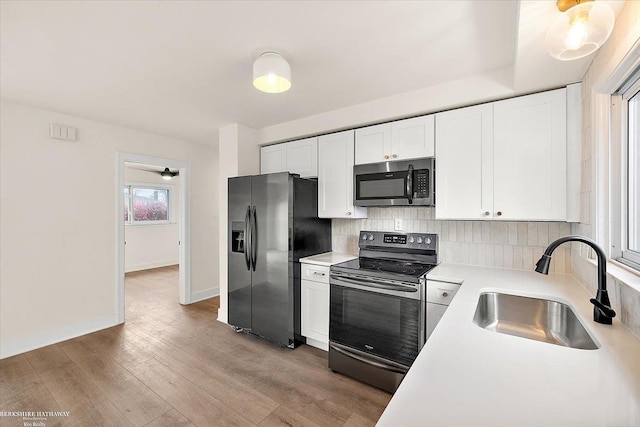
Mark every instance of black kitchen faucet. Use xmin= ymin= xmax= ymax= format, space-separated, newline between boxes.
xmin=535 ymin=235 xmax=616 ymax=325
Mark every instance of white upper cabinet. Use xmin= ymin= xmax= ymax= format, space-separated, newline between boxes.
xmin=435 ymin=104 xmax=493 ymax=220
xmin=355 ymin=115 xmax=435 ymax=165
xmin=435 ymin=88 xmax=568 ymax=221
xmin=493 ymin=89 xmax=567 ymax=221
xmin=260 ymin=144 xmax=287 ymax=175
xmin=318 ymin=130 xmax=367 ymax=219
xmin=354 ymin=123 xmax=390 ymax=165
xmin=391 ymin=115 xmax=435 ymax=160
xmin=260 ymin=137 xmax=318 ymax=178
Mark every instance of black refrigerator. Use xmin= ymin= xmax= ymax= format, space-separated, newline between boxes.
xmin=228 ymin=172 xmax=331 ymax=348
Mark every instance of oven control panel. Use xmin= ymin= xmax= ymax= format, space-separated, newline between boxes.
xmin=383 ymin=234 xmax=406 ymax=244
xmin=359 ymin=231 xmax=437 ymax=250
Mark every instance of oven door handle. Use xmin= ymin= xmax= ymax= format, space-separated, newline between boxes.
xmin=331 ymin=274 xmax=418 ymax=293
xmin=330 ymin=343 xmax=408 ymax=374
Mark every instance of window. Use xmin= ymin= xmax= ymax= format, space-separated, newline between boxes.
xmin=124 ymin=185 xmax=170 ymax=224
xmin=616 ymin=70 xmax=640 ymax=269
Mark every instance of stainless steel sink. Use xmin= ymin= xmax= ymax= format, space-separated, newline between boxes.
xmin=473 ymin=292 xmax=599 ymax=350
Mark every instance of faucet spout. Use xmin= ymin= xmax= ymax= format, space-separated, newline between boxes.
xmin=534 ymin=235 xmax=616 ymax=325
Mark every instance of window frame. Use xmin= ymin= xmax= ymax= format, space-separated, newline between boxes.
xmin=124 ymin=183 xmax=173 ymax=226
xmin=612 ymin=70 xmax=640 ymax=270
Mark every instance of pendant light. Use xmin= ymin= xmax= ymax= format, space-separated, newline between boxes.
xmin=546 ymin=0 xmax=615 ymax=61
xmin=253 ymin=52 xmax=291 ymax=93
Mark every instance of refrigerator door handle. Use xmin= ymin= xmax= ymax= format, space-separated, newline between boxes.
xmin=244 ymin=205 xmax=251 ymax=270
xmin=251 ymin=205 xmax=257 ymax=271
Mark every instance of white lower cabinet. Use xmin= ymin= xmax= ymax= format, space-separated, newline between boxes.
xmin=301 ymin=263 xmax=330 ymax=351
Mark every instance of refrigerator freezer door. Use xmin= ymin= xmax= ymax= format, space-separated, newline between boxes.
xmin=250 ymin=173 xmax=293 ymax=345
xmin=228 ymin=176 xmax=252 ymax=329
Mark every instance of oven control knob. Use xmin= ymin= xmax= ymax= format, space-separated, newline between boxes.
xmin=362 ymin=234 xmax=368 ymax=241
xmin=409 ymin=236 xmax=415 ymax=243
xmin=368 ymin=234 xmax=375 ymax=241
xmin=417 ymin=237 xmax=423 ymax=244
xmin=426 ymin=237 xmax=432 ymax=245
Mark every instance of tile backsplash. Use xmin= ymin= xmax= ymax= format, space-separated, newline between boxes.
xmin=332 ymin=207 xmax=572 ymax=274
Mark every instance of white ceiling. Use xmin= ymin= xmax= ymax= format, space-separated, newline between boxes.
xmin=0 ymin=1 xmax=625 ymax=145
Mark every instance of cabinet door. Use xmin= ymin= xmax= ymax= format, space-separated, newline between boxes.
xmin=355 ymin=123 xmax=391 ymax=165
xmin=301 ymin=278 xmax=329 ymax=349
xmin=391 ymin=115 xmax=435 ymax=161
xmin=286 ymin=137 xmax=318 ymax=178
xmin=493 ymin=89 xmax=567 ymax=220
xmin=260 ymin=144 xmax=287 ymax=174
xmin=435 ymin=104 xmax=493 ymax=219
xmin=318 ymin=130 xmax=367 ymax=218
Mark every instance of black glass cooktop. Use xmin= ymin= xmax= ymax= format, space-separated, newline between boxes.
xmin=331 ymin=257 xmax=435 ymax=281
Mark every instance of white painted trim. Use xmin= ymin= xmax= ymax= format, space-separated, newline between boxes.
xmin=566 ymin=83 xmax=582 ymax=223
xmin=125 ymin=260 xmax=179 ymax=273
xmin=593 ymin=92 xmax=611 ymax=255
xmin=191 ymin=288 xmax=220 ymax=304
xmin=590 ymin=37 xmax=640 ymax=259
xmin=217 ymin=308 xmax=228 ymax=324
xmin=117 ymin=152 xmax=191 ymax=325
xmin=0 ymin=315 xmax=117 ymax=360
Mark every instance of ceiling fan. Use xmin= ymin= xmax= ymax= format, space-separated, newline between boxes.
xmin=160 ymin=167 xmax=179 ymax=180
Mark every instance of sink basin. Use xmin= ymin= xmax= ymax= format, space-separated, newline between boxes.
xmin=473 ymin=292 xmax=599 ymax=350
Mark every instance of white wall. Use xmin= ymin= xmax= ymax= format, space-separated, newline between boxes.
xmin=257 ymin=66 xmax=516 ymax=145
xmin=0 ymin=101 xmax=219 ymax=358
xmin=570 ymin=0 xmax=640 ymax=338
xmin=217 ymin=123 xmax=260 ymax=323
xmin=124 ymin=167 xmax=179 ymax=272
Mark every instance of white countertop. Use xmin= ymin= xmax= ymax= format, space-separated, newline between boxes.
xmin=378 ymin=263 xmax=640 ymax=427
xmin=299 ymin=252 xmax=357 ymax=267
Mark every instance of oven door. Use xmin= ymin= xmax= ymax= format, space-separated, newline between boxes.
xmin=329 ymin=273 xmax=425 ymax=367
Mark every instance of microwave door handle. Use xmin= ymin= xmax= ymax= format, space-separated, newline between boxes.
xmin=407 ymin=164 xmax=414 ymax=205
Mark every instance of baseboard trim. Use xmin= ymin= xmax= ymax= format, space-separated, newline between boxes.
xmin=190 ymin=287 xmax=219 ymax=304
xmin=0 ymin=314 xmax=118 ymax=360
xmin=217 ymin=308 xmax=228 ymax=324
xmin=125 ymin=260 xmax=178 ymax=273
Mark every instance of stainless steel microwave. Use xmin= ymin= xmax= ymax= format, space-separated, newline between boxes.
xmin=353 ymin=158 xmax=435 ymax=206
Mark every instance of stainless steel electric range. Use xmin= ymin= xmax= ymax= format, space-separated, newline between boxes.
xmin=329 ymin=230 xmax=439 ymax=393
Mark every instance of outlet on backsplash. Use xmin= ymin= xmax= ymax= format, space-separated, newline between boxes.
xmin=331 ymin=207 xmax=572 ymax=274
xmin=394 ymin=218 xmax=403 ymax=231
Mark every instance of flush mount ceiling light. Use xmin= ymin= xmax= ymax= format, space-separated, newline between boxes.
xmin=160 ymin=167 xmax=178 ymax=180
xmin=253 ymin=52 xmax=291 ymax=93
xmin=546 ymin=0 xmax=615 ymax=61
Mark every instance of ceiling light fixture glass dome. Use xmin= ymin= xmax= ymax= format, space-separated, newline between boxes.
xmin=253 ymin=52 xmax=291 ymax=93
xmin=546 ymin=0 xmax=615 ymax=61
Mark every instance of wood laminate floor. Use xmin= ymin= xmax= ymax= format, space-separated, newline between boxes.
xmin=0 ymin=266 xmax=391 ymax=426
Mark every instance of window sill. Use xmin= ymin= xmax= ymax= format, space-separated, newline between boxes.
xmin=587 ymin=258 xmax=640 ymax=293
xmin=125 ymin=222 xmax=176 ymax=227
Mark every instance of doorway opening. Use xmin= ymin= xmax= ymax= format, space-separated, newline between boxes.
xmin=116 ymin=153 xmax=190 ymax=324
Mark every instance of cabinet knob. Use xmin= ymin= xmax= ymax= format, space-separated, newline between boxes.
xmin=346 ymin=211 xmax=352 ymax=216
xmin=384 ymin=155 xmax=389 ymax=160
xmin=484 ymin=211 xmax=490 ymax=216
xmin=496 ymin=211 xmax=503 ymax=216
xmin=392 ymin=154 xmax=398 ymax=158
xmin=442 ymin=292 xmax=449 ymax=298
